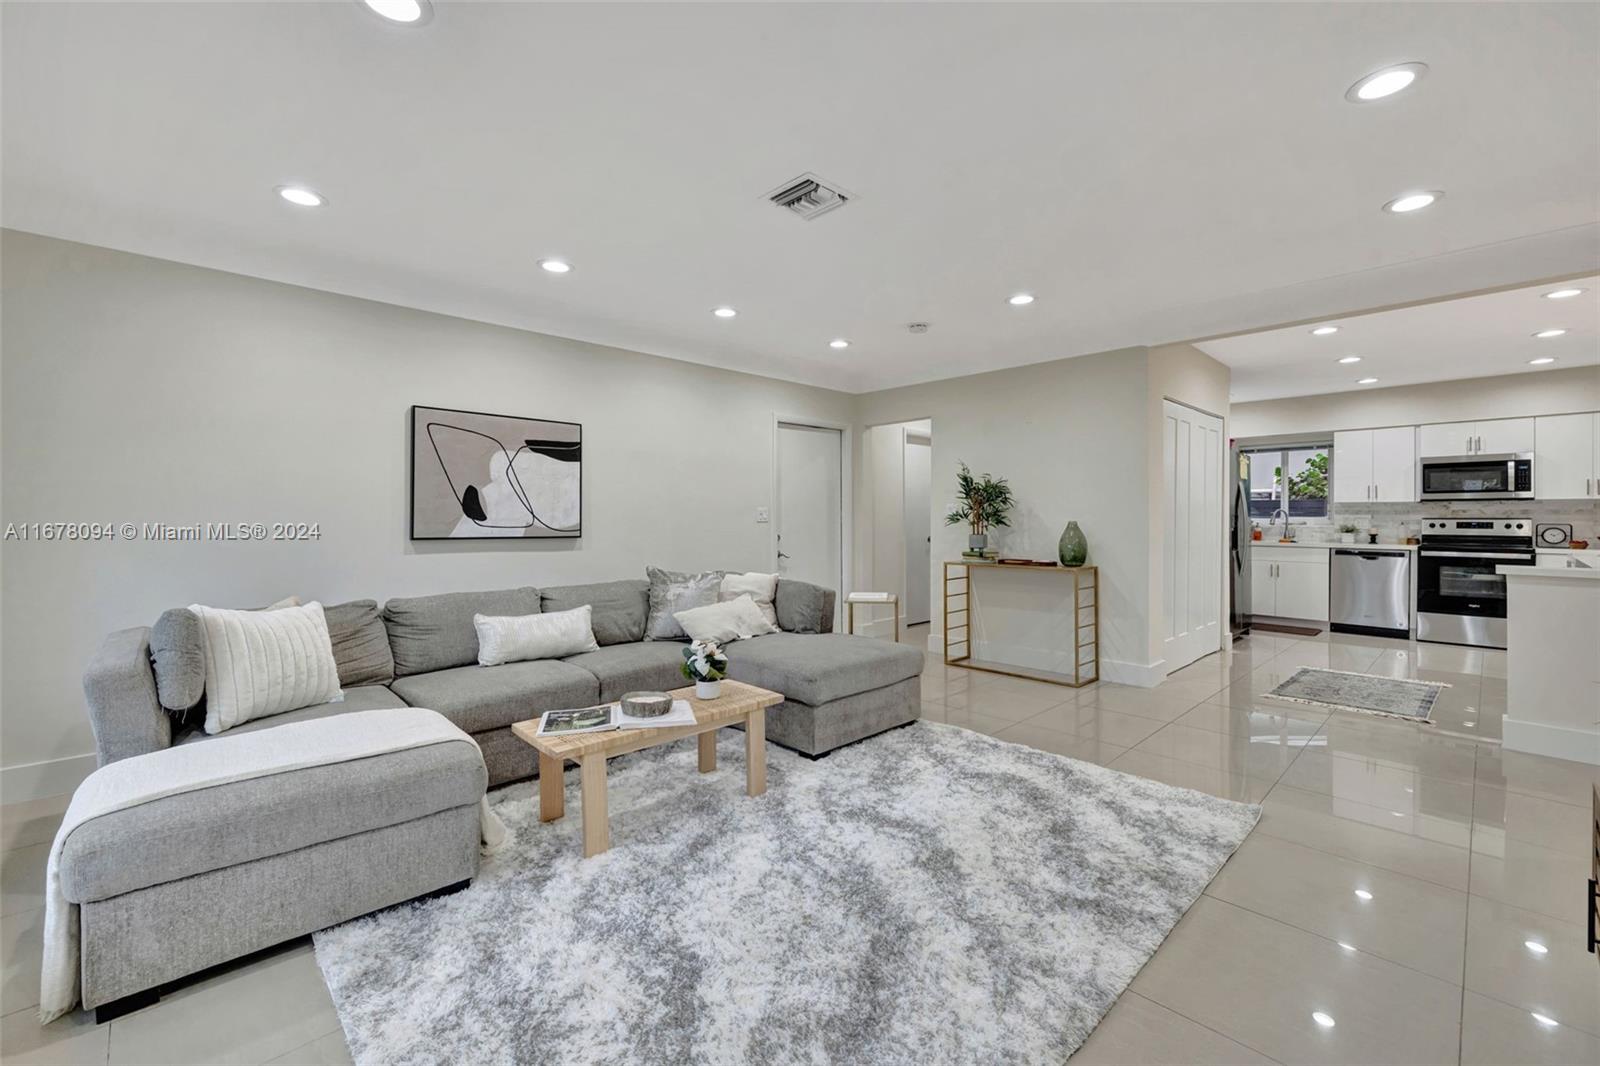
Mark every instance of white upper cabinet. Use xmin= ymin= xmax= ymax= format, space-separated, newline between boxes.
xmin=1332 ymin=430 xmax=1374 ymax=503
xmin=1418 ymin=417 xmax=1534 ymax=457
xmin=1475 ymin=417 xmax=1536 ymax=455
xmin=1333 ymin=427 xmax=1415 ymax=502
xmin=1535 ymin=412 xmax=1599 ymax=499
xmin=1371 ymin=426 xmax=1417 ymax=501
xmin=1418 ymin=421 xmax=1474 ymax=458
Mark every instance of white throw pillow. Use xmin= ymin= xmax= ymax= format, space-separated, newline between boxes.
xmin=720 ymin=572 xmax=778 ymax=626
xmin=674 ymin=595 xmax=779 ymax=644
xmin=188 ymin=601 xmax=344 ymax=735
xmin=475 ymin=606 xmax=599 ymax=667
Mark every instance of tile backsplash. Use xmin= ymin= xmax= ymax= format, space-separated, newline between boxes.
xmin=1269 ymin=500 xmax=1600 ymax=545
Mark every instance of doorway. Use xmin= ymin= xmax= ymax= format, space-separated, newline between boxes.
xmin=1162 ymin=399 xmax=1225 ymax=671
xmin=775 ymin=421 xmax=844 ymax=627
xmin=902 ymin=430 xmax=932 ymax=625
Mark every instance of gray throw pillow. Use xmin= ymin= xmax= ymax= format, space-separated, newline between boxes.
xmin=324 ymin=600 xmax=395 ymax=687
xmin=149 ymin=607 xmax=207 ymax=715
xmin=644 ymin=567 xmax=724 ymax=641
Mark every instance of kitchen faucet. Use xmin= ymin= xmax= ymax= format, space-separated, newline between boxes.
xmin=1270 ymin=507 xmax=1291 ymax=541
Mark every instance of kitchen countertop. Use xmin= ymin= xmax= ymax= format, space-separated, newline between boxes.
xmin=1500 ymin=563 xmax=1600 ymax=580
xmin=1251 ymin=541 xmax=1417 ymax=551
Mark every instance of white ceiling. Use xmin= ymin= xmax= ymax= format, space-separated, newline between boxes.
xmin=1203 ymin=276 xmax=1600 ymax=403
xmin=4 ymin=2 xmax=1598 ymax=394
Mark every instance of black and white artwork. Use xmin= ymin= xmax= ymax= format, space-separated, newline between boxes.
xmin=410 ymin=405 xmax=581 ymax=540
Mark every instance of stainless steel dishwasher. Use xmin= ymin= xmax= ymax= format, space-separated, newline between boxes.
xmin=1329 ymin=548 xmax=1411 ymax=638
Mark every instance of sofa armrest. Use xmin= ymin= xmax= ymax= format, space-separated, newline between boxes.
xmin=774 ymin=579 xmax=837 ymax=634
xmin=83 ymin=627 xmax=171 ymax=765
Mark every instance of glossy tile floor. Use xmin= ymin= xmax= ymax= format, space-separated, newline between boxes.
xmin=2 ymin=625 xmax=1596 ymax=1064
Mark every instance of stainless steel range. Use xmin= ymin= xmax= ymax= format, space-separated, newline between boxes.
xmin=1416 ymin=517 xmax=1535 ymax=649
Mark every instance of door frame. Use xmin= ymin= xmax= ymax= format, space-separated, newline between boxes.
xmin=902 ymin=427 xmax=933 ymax=625
xmin=771 ymin=415 xmax=854 ymax=606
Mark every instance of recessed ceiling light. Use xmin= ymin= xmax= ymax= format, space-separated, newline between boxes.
xmin=537 ymin=259 xmax=571 ymax=274
xmin=1383 ymin=191 xmax=1441 ymax=214
xmin=1346 ymin=62 xmax=1428 ymax=103
xmin=1524 ymin=940 xmax=1549 ymax=956
xmin=1529 ymin=357 xmax=1557 ymax=365
xmin=275 ymin=185 xmax=324 ymax=208
xmin=1337 ymin=941 xmax=1356 ymax=952
xmin=361 ymin=0 xmax=432 ymax=24
xmin=829 ymin=339 xmax=850 ymax=349
xmin=1354 ymin=889 xmax=1374 ymax=900
xmin=1531 ymin=1013 xmax=1559 ymax=1028
xmin=1008 ymin=293 xmax=1035 ymax=306
xmin=1312 ymin=1011 xmax=1337 ymax=1029
xmin=1311 ymin=325 xmax=1340 ymax=336
xmin=1533 ymin=328 xmax=1567 ymax=338
xmin=1339 ymin=356 xmax=1362 ymax=364
xmin=1357 ymin=377 xmax=1379 ymax=385
xmin=1544 ymin=288 xmax=1587 ymax=300
xmin=712 ymin=307 xmax=737 ymax=318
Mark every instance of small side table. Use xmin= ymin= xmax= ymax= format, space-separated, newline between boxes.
xmin=845 ymin=592 xmax=899 ymax=641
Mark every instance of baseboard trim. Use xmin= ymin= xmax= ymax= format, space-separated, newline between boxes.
xmin=1 ymin=752 xmax=97 ymax=805
xmin=1100 ymin=659 xmax=1168 ymax=688
xmin=1501 ymin=717 xmax=1600 ymax=766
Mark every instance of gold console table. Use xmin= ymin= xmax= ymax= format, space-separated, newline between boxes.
xmin=942 ymin=561 xmax=1099 ymax=687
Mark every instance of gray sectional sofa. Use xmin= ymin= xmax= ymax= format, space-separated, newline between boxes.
xmin=86 ymin=576 xmax=925 ymax=778
xmin=69 ymin=574 xmax=922 ymax=1020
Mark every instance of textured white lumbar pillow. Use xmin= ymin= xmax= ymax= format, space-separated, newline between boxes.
xmin=720 ymin=572 xmax=778 ymax=626
xmin=675 ymin=594 xmax=779 ymax=644
xmin=475 ymin=606 xmax=599 ymax=667
xmin=188 ymin=601 xmax=344 ymax=735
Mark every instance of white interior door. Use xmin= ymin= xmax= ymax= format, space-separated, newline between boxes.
xmin=902 ymin=432 xmax=932 ymax=625
xmin=1162 ymin=400 xmax=1224 ymax=671
xmin=776 ymin=422 xmax=843 ymax=626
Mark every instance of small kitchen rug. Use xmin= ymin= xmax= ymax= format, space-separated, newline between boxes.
xmin=1265 ymin=667 xmax=1445 ymax=723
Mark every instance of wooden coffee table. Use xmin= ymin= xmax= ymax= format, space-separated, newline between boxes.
xmin=510 ymin=680 xmax=782 ymax=858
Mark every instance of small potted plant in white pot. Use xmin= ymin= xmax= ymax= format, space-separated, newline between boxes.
xmin=1338 ymin=523 xmax=1359 ymax=545
xmin=682 ymin=640 xmax=729 ymax=700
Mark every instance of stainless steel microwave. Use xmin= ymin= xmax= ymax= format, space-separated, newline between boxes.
xmin=1418 ymin=453 xmax=1534 ymax=500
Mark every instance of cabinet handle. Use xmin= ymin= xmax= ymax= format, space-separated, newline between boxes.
xmin=1466 ymin=435 xmax=1472 ymax=454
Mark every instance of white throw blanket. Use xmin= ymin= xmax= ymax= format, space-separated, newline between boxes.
xmin=40 ymin=707 xmax=507 ymax=1022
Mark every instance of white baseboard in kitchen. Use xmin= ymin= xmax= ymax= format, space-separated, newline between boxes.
xmin=1501 ymin=717 xmax=1600 ymax=766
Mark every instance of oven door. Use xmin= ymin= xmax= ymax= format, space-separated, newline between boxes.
xmin=1416 ymin=549 xmax=1533 ymax=619
xmin=1418 ymin=455 xmax=1532 ymax=500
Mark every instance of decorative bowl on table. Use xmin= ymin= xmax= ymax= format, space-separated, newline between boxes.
xmin=620 ymin=691 xmax=673 ymax=718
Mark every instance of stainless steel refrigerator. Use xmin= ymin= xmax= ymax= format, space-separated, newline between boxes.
xmin=1229 ymin=445 xmax=1252 ymax=638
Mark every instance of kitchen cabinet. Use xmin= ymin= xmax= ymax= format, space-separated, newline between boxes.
xmin=1333 ymin=427 xmax=1415 ymax=502
xmin=1250 ymin=547 xmax=1330 ymax=621
xmin=1419 ymin=418 xmax=1534 ymax=457
xmin=1535 ymin=412 xmax=1600 ymax=499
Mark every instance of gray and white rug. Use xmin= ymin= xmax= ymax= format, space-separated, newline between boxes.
xmin=313 ymin=722 xmax=1258 ymax=1066
xmin=1267 ymin=667 xmax=1445 ymax=722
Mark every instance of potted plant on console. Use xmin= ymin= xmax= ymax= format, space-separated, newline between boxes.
xmin=682 ymin=640 xmax=729 ymax=700
xmin=1338 ymin=523 xmax=1359 ymax=545
xmin=946 ymin=461 xmax=1015 ymax=557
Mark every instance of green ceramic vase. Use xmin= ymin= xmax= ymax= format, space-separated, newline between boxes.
xmin=1058 ymin=521 xmax=1087 ymax=567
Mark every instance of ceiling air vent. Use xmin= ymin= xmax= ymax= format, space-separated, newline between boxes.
xmin=766 ymin=173 xmax=852 ymax=220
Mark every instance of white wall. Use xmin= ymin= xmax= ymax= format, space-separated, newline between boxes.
xmin=0 ymin=231 xmax=854 ymax=799
xmin=1231 ymin=366 xmax=1600 ymax=439
xmin=854 ymin=349 xmax=1155 ymax=677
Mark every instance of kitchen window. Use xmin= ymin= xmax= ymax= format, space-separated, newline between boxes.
xmin=1244 ymin=444 xmax=1331 ymax=520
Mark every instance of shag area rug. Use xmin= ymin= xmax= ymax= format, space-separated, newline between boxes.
xmin=313 ymin=721 xmax=1258 ymax=1066
xmin=1267 ymin=666 xmax=1444 ymax=722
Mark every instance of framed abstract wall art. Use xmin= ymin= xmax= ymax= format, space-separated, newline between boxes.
xmin=410 ymin=405 xmax=582 ymax=540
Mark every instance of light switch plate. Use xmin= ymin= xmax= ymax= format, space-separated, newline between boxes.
xmin=755 ymin=507 xmax=770 ymax=524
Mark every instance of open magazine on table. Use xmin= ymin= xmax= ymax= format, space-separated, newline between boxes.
xmin=535 ymin=698 xmax=698 ymax=737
